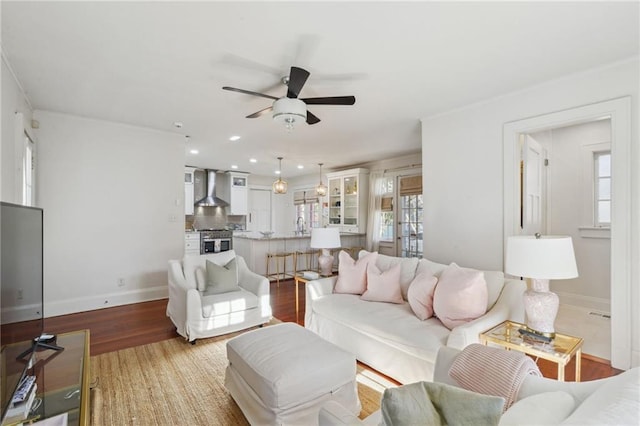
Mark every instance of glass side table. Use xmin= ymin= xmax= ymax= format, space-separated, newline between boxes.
xmin=479 ymin=320 xmax=583 ymax=382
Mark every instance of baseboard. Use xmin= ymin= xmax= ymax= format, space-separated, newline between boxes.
xmin=556 ymin=292 xmax=610 ymax=314
xmin=44 ymin=286 xmax=169 ymax=318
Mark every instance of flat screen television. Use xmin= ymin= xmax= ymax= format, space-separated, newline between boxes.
xmin=1 ymin=202 xmax=45 ymax=420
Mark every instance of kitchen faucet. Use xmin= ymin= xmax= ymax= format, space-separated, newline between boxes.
xmin=296 ymin=217 xmax=306 ymax=234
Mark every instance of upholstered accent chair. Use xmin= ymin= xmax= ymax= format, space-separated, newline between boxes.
xmin=167 ymin=250 xmax=271 ymax=342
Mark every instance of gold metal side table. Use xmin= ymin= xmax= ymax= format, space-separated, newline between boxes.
xmin=479 ymin=320 xmax=583 ymax=382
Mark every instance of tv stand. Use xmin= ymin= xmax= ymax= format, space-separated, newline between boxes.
xmin=5 ymin=330 xmax=90 ymax=426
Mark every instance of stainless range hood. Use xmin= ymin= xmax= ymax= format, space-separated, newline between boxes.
xmin=195 ymin=170 xmax=229 ymax=207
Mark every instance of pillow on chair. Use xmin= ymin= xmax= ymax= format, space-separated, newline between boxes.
xmin=204 ymin=258 xmax=240 ymax=294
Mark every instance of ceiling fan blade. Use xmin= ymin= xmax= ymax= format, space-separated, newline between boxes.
xmin=306 ymin=111 xmax=321 ymax=125
xmin=222 ymin=86 xmax=279 ymax=101
xmin=246 ymin=106 xmax=273 ymax=119
xmin=286 ymin=66 xmax=310 ymax=98
xmin=301 ymin=96 xmax=356 ymax=105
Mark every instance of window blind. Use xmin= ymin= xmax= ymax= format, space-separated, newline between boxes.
xmin=400 ymin=175 xmax=422 ymax=196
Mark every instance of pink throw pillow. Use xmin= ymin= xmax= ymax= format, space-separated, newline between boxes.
xmin=433 ymin=263 xmax=488 ymax=330
xmin=334 ymin=251 xmax=378 ymax=295
xmin=407 ymin=270 xmax=439 ymax=320
xmin=361 ymin=263 xmax=403 ymax=304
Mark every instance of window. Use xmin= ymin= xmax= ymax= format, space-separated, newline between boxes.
xmin=294 ymin=190 xmax=320 ymax=231
xmin=378 ymin=177 xmax=394 ymax=241
xmin=399 ymin=175 xmax=423 ymax=258
xmin=594 ymin=151 xmax=611 ymax=227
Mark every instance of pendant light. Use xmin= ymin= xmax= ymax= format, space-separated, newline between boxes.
xmin=272 ymin=157 xmax=288 ymax=194
xmin=315 ymin=163 xmax=327 ymax=197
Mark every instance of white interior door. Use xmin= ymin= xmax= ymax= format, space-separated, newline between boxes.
xmin=521 ymin=134 xmax=547 ymax=235
xmin=247 ymin=189 xmax=271 ymax=232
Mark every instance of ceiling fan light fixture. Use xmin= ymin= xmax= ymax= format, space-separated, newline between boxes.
xmin=273 ymin=157 xmax=288 ymax=194
xmin=272 ymin=98 xmax=306 ymax=131
xmin=316 ymin=163 xmax=327 ymax=197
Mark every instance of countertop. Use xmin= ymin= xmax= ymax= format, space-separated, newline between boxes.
xmin=234 ymin=232 xmax=364 ymax=241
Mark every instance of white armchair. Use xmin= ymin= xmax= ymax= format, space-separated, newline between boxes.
xmin=167 ymin=250 xmax=272 ymax=342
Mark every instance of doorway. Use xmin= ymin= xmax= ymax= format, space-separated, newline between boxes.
xmin=503 ymin=97 xmax=632 ymax=369
xmin=521 ymin=120 xmax=612 ymax=360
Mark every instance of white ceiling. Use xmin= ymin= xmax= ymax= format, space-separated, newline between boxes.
xmin=2 ymin=1 xmax=638 ymax=178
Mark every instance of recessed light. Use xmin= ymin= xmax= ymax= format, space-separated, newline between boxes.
xmin=229 ymin=135 xmax=241 ymax=141
xmin=275 ymin=170 xmax=281 ymax=175
xmin=190 ymin=149 xmax=199 ymax=154
xmin=297 ymin=165 xmax=304 ymax=169
xmin=231 ymin=165 xmax=238 ymax=169
xmin=249 ymin=158 xmax=257 ymax=163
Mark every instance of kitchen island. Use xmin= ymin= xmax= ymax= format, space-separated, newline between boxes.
xmin=233 ymin=232 xmax=365 ymax=276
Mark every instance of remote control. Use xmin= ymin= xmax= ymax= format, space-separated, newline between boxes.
xmin=518 ymin=328 xmax=552 ymax=343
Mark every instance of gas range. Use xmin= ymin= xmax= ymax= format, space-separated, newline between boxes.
xmin=197 ymin=229 xmax=233 ymax=239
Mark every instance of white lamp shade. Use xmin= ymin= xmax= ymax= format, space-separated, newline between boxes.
xmin=310 ymin=227 xmax=341 ymax=249
xmin=506 ymin=235 xmax=578 ymax=279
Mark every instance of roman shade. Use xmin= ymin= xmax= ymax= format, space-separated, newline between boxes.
xmin=400 ymin=175 xmax=422 ymax=196
xmin=294 ymin=190 xmax=319 ymax=205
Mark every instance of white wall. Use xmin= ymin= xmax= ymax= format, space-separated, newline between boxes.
xmin=1 ymin=56 xmax=33 ymax=203
xmin=34 ymin=111 xmax=185 ymax=316
xmin=421 ymin=58 xmax=639 ymax=364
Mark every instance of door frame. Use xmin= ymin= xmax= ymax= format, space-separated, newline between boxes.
xmin=503 ymin=97 xmax=632 ymax=369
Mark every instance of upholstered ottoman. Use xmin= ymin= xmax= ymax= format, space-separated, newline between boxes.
xmin=224 ymin=323 xmax=361 ymax=425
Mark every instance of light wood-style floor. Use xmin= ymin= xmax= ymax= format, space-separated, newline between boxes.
xmin=41 ymin=278 xmax=621 ymax=382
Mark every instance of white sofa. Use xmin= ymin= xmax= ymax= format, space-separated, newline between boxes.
xmin=167 ymin=250 xmax=272 ymax=342
xmin=320 ymin=346 xmax=640 ymax=425
xmin=305 ymin=252 xmax=526 ymax=384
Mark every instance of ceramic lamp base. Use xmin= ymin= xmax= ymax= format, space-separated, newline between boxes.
xmin=524 ymin=278 xmax=559 ymax=339
xmin=318 ymin=249 xmax=334 ymax=277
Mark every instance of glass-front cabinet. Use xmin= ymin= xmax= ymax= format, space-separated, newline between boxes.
xmin=326 ymin=168 xmax=369 ymax=233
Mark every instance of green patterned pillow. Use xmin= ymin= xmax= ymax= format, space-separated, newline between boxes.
xmin=381 ymin=381 xmax=503 ymax=426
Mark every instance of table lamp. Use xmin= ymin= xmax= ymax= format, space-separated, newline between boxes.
xmin=310 ymin=227 xmax=341 ymax=277
xmin=505 ymin=234 xmax=578 ymax=339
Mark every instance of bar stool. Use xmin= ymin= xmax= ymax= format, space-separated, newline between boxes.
xmin=295 ymin=248 xmax=318 ymax=273
xmin=266 ymin=252 xmax=295 ymax=285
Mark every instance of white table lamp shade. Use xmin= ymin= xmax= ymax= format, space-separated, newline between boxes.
xmin=310 ymin=227 xmax=341 ymax=249
xmin=506 ymin=236 xmax=578 ymax=280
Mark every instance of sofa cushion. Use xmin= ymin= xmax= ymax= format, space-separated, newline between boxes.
xmin=335 ymin=251 xmax=378 ymax=295
xmin=433 ymin=263 xmax=488 ymax=329
xmin=407 ymin=269 xmax=439 ymax=320
xmin=560 ymin=367 xmax=639 ymax=425
xmin=184 ymin=250 xmax=237 ymax=291
xmin=361 ymin=263 xmax=403 ymax=304
xmin=499 ymin=391 xmax=575 ymax=426
xmin=311 ymin=293 xmax=450 ymax=362
xmin=200 ymin=288 xmax=258 ymax=317
xmin=205 ymin=258 xmax=240 ymax=294
xmin=359 ymin=250 xmax=419 ymax=300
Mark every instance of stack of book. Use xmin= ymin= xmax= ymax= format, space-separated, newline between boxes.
xmin=3 ymin=375 xmax=37 ymax=424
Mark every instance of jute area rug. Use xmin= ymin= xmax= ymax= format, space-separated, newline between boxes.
xmin=90 ymin=322 xmax=390 ymax=425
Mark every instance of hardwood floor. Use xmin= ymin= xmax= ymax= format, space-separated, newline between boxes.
xmin=40 ymin=278 xmax=621 ymax=381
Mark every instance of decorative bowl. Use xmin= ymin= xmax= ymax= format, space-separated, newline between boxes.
xmin=260 ymin=231 xmax=274 ymax=238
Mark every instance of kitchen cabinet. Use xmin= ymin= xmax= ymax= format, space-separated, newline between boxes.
xmin=220 ymin=172 xmax=249 ymax=216
xmin=326 ymin=168 xmax=369 ymax=233
xmin=184 ymin=167 xmax=196 ymax=215
xmin=185 ymin=232 xmax=200 ymax=255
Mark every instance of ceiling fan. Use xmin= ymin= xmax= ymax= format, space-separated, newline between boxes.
xmin=222 ymin=66 xmax=356 ymax=129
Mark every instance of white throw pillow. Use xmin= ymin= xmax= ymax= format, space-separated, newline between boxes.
xmin=499 ymin=391 xmax=575 ymax=426
xmin=432 ymin=263 xmax=488 ymax=329
xmin=361 ymin=263 xmax=403 ymax=304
